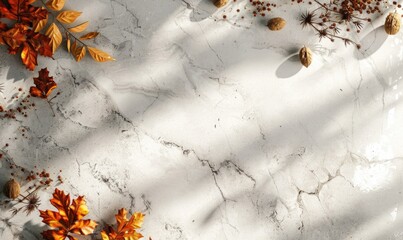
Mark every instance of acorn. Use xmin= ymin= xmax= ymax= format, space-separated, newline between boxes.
xmin=385 ymin=12 xmax=400 ymax=35
xmin=3 ymin=179 xmax=20 ymax=199
xmin=267 ymin=17 xmax=286 ymax=31
xmin=214 ymin=0 xmax=228 ymax=8
xmin=299 ymin=46 xmax=312 ymax=68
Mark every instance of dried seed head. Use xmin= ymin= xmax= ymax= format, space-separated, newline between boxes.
xmin=299 ymin=46 xmax=312 ymax=68
xmin=385 ymin=12 xmax=400 ymax=35
xmin=267 ymin=17 xmax=286 ymax=31
xmin=214 ymin=0 xmax=228 ymax=8
xmin=3 ymin=179 xmax=20 ymax=199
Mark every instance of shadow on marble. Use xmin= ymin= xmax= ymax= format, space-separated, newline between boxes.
xmin=188 ymin=0 xmax=217 ymax=22
xmin=355 ymin=25 xmax=388 ymax=60
xmin=0 ymin=48 xmax=30 ymax=82
xmin=275 ymin=53 xmax=302 ymax=79
xmin=19 ymin=221 xmax=44 ymax=240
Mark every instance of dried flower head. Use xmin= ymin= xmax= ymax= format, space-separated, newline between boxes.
xmin=24 ymin=194 xmax=40 ymax=215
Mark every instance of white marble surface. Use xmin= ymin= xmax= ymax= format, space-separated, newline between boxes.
xmin=1 ymin=0 xmax=403 ymax=239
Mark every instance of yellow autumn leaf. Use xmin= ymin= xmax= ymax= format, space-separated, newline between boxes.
xmin=79 ymin=32 xmax=99 ymax=40
xmin=33 ymin=14 xmax=48 ymax=32
xmin=57 ymin=11 xmax=82 ymax=24
xmin=46 ymin=0 xmax=65 ymax=11
xmin=101 ymin=231 xmax=109 ymax=240
xmin=67 ymin=38 xmax=71 ymax=53
xmin=68 ymin=21 xmax=89 ymax=33
xmin=45 ymin=23 xmax=62 ymax=53
xmin=87 ymin=46 xmax=115 ymax=62
xmin=73 ymin=45 xmax=86 ymax=62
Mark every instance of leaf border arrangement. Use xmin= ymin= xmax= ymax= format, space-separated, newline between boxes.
xmin=0 ymin=0 xmax=114 ymax=98
xmin=39 ymin=188 xmax=146 ymax=240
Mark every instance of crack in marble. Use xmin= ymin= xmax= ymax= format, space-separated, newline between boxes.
xmin=161 ymin=140 xmax=256 ymax=202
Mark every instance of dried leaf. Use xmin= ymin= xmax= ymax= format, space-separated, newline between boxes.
xmin=33 ymin=13 xmax=48 ymax=32
xmin=46 ymin=0 xmax=65 ymax=11
xmin=66 ymin=37 xmax=70 ymax=53
xmin=45 ymin=23 xmax=62 ymax=53
xmin=73 ymin=45 xmax=86 ymax=62
xmin=29 ymin=68 xmax=57 ymax=98
xmin=101 ymin=208 xmax=144 ymax=240
xmin=87 ymin=46 xmax=115 ymax=62
xmin=71 ymin=40 xmax=77 ymax=53
xmin=21 ymin=42 xmax=38 ymax=70
xmin=79 ymin=32 xmax=99 ymax=40
xmin=39 ymin=188 xmax=97 ymax=240
xmin=68 ymin=21 xmax=89 ymax=33
xmin=56 ymin=11 xmax=82 ymax=24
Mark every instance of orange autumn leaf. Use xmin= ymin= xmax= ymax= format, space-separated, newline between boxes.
xmin=87 ymin=46 xmax=115 ymax=62
xmin=68 ymin=21 xmax=89 ymax=33
xmin=56 ymin=11 xmax=82 ymax=24
xmin=39 ymin=188 xmax=97 ymax=240
xmin=21 ymin=42 xmax=38 ymax=70
xmin=79 ymin=32 xmax=99 ymax=40
xmin=46 ymin=0 xmax=65 ymax=11
xmin=29 ymin=68 xmax=57 ymax=98
xmin=101 ymin=208 xmax=144 ymax=240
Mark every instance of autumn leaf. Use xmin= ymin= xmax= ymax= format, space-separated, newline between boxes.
xmin=79 ymin=32 xmax=99 ymax=40
xmin=29 ymin=68 xmax=57 ymax=98
xmin=33 ymin=13 xmax=48 ymax=33
xmin=39 ymin=188 xmax=97 ymax=240
xmin=66 ymin=37 xmax=71 ymax=53
xmin=46 ymin=0 xmax=65 ymax=11
xmin=87 ymin=47 xmax=115 ymax=62
xmin=57 ymin=11 xmax=82 ymax=24
xmin=1 ymin=0 xmax=47 ymax=24
xmin=101 ymin=208 xmax=144 ymax=240
xmin=71 ymin=41 xmax=86 ymax=62
xmin=45 ymin=23 xmax=62 ymax=53
xmin=21 ymin=42 xmax=38 ymax=70
xmin=68 ymin=21 xmax=89 ymax=33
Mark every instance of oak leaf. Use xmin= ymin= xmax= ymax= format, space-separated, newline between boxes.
xmin=39 ymin=188 xmax=97 ymax=240
xmin=29 ymin=68 xmax=57 ymax=98
xmin=101 ymin=208 xmax=144 ymax=240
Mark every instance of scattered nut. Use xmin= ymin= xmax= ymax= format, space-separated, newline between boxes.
xmin=385 ymin=12 xmax=400 ymax=35
xmin=214 ymin=0 xmax=228 ymax=8
xmin=299 ymin=46 xmax=312 ymax=68
xmin=267 ymin=17 xmax=286 ymax=31
xmin=3 ymin=179 xmax=20 ymax=199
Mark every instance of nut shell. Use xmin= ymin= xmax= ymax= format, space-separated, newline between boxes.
xmin=267 ymin=17 xmax=286 ymax=31
xmin=3 ymin=179 xmax=20 ymax=199
xmin=214 ymin=0 xmax=228 ymax=8
xmin=299 ymin=46 xmax=312 ymax=68
xmin=385 ymin=12 xmax=400 ymax=35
